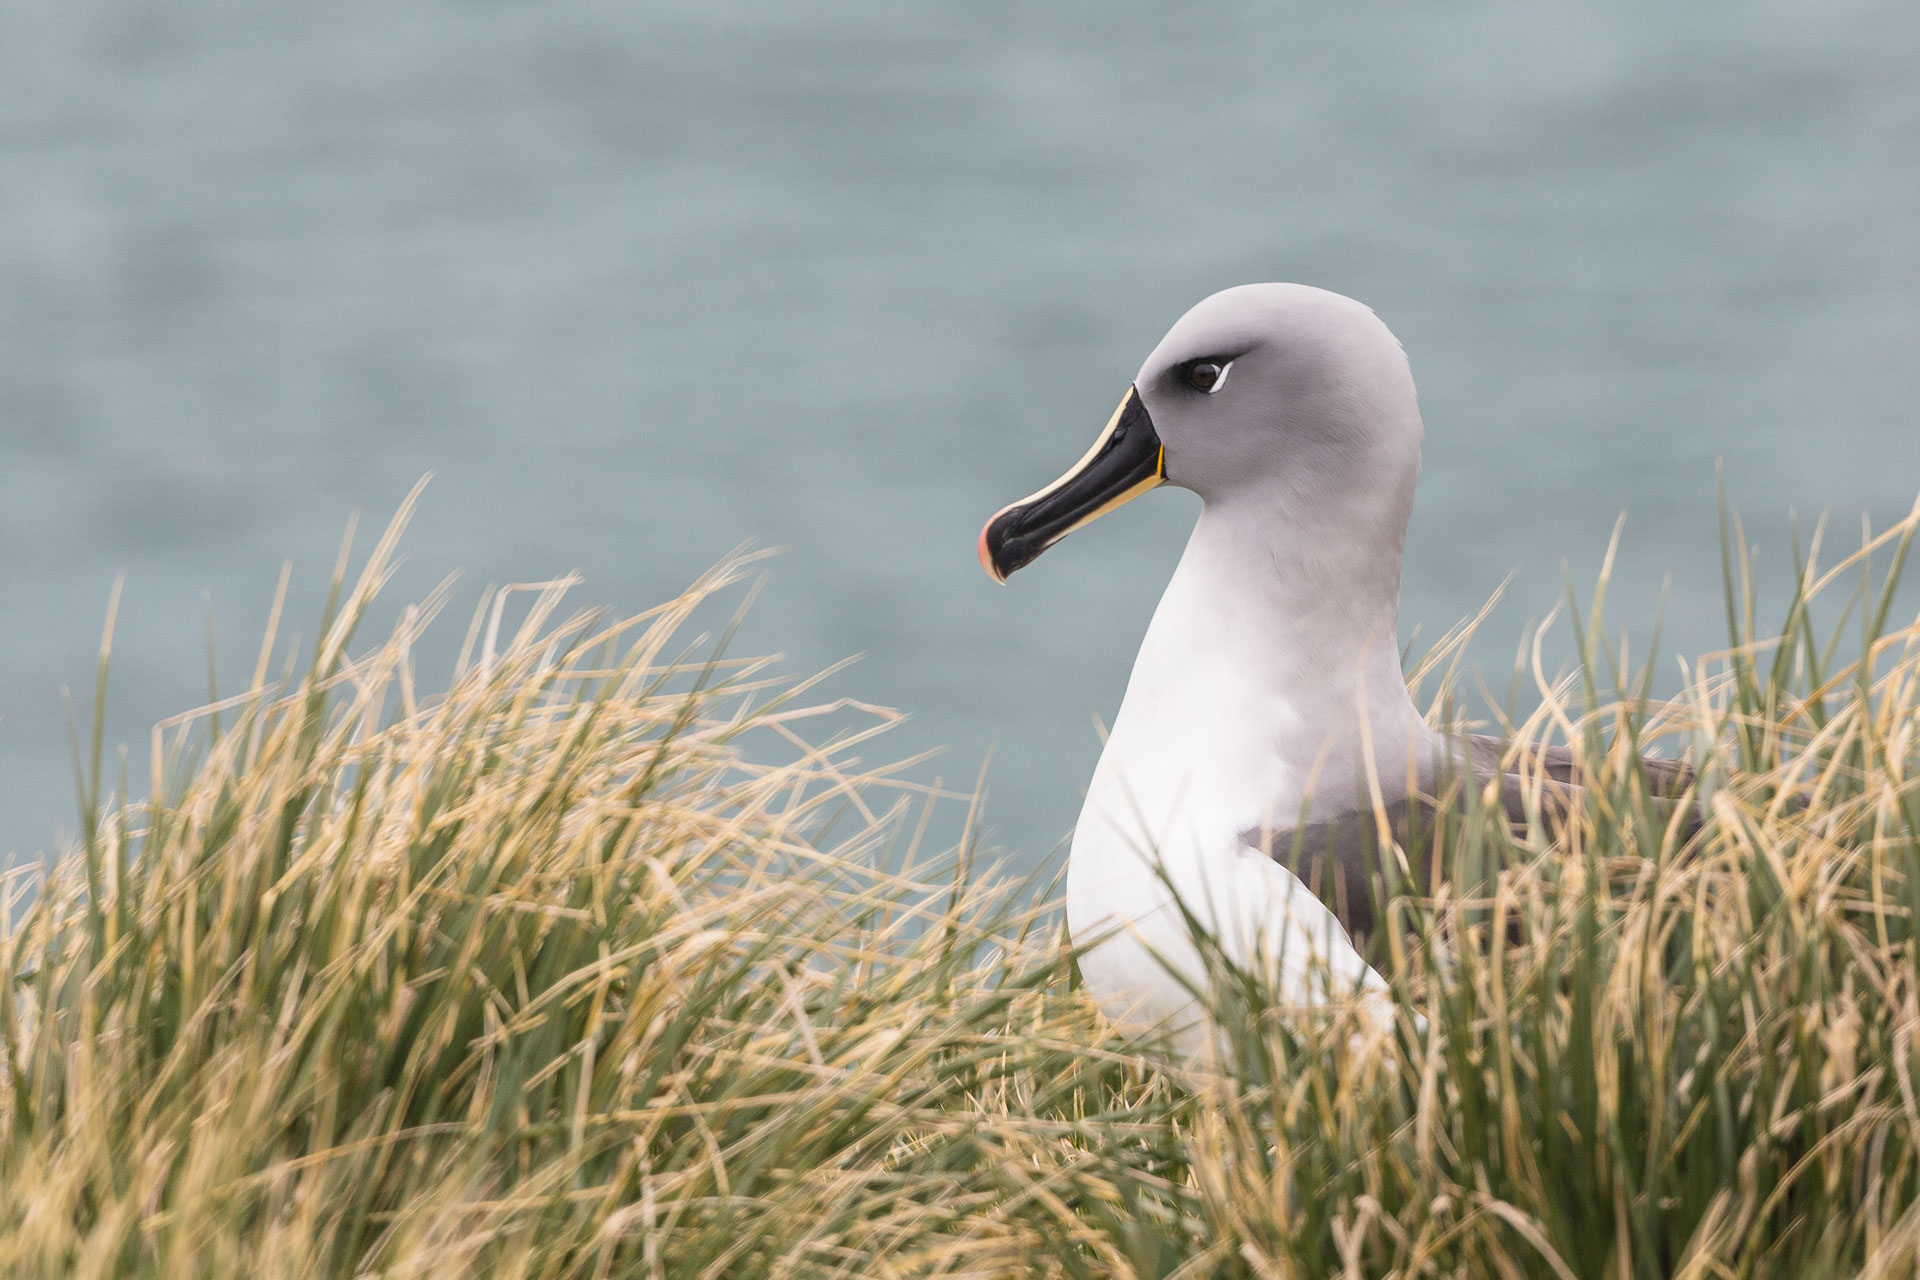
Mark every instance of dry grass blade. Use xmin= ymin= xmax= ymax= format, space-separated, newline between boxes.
xmin=2 ymin=493 xmax=1918 ymax=1278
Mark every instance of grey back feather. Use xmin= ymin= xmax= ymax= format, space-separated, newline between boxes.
xmin=1245 ymin=736 xmax=1697 ymax=939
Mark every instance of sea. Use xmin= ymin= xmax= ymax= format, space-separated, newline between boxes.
xmin=4 ymin=0 xmax=1918 ymax=869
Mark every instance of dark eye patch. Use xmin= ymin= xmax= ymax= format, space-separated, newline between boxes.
xmin=1181 ymin=357 xmax=1233 ymax=393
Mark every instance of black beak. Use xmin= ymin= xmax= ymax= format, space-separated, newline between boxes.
xmin=978 ymin=386 xmax=1166 ymax=582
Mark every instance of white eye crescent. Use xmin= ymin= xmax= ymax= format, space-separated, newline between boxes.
xmin=1184 ymin=358 xmax=1232 ymax=393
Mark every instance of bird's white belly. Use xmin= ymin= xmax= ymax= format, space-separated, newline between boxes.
xmin=1056 ymin=521 xmax=1407 ymax=1053
xmin=1065 ymin=820 xmax=1201 ymax=1043
xmin=1064 ymin=736 xmax=1388 ymax=1054
xmin=1063 ymin=735 xmax=1266 ymax=1047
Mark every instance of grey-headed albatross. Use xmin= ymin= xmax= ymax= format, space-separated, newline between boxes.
xmin=978 ymin=283 xmax=1691 ymax=1053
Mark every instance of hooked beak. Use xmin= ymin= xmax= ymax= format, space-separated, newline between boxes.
xmin=977 ymin=386 xmax=1166 ymax=582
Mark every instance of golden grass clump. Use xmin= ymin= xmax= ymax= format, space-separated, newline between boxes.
xmin=3 ymin=489 xmax=1920 ymax=1278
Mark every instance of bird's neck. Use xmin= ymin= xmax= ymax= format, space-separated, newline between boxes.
xmin=1095 ymin=493 xmax=1431 ymax=847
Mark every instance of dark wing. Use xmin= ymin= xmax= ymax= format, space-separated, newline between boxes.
xmin=1462 ymin=735 xmax=1695 ymax=803
xmin=1245 ymin=736 xmax=1697 ymax=939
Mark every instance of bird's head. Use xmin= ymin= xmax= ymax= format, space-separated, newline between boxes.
xmin=979 ymin=283 xmax=1424 ymax=582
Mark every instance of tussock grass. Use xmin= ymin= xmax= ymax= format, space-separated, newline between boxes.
xmin=4 ymin=489 xmax=1920 ymax=1278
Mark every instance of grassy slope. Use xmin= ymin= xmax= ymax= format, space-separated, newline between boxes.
xmin=4 ymin=491 xmax=1920 ymax=1278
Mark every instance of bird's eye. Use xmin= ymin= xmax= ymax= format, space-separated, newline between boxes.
xmin=1184 ymin=358 xmax=1232 ymax=393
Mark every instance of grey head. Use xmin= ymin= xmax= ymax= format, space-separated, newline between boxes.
xmin=979 ymin=283 xmax=1425 ymax=581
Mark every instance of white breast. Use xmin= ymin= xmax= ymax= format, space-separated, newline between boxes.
xmin=1065 ymin=740 xmax=1387 ymax=1054
xmin=1063 ymin=555 xmax=1392 ymax=1054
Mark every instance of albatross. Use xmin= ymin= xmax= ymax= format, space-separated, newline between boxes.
xmin=978 ymin=283 xmax=1690 ymax=1052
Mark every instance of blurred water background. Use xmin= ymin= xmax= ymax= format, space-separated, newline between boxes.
xmin=5 ymin=1 xmax=1919 ymax=869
